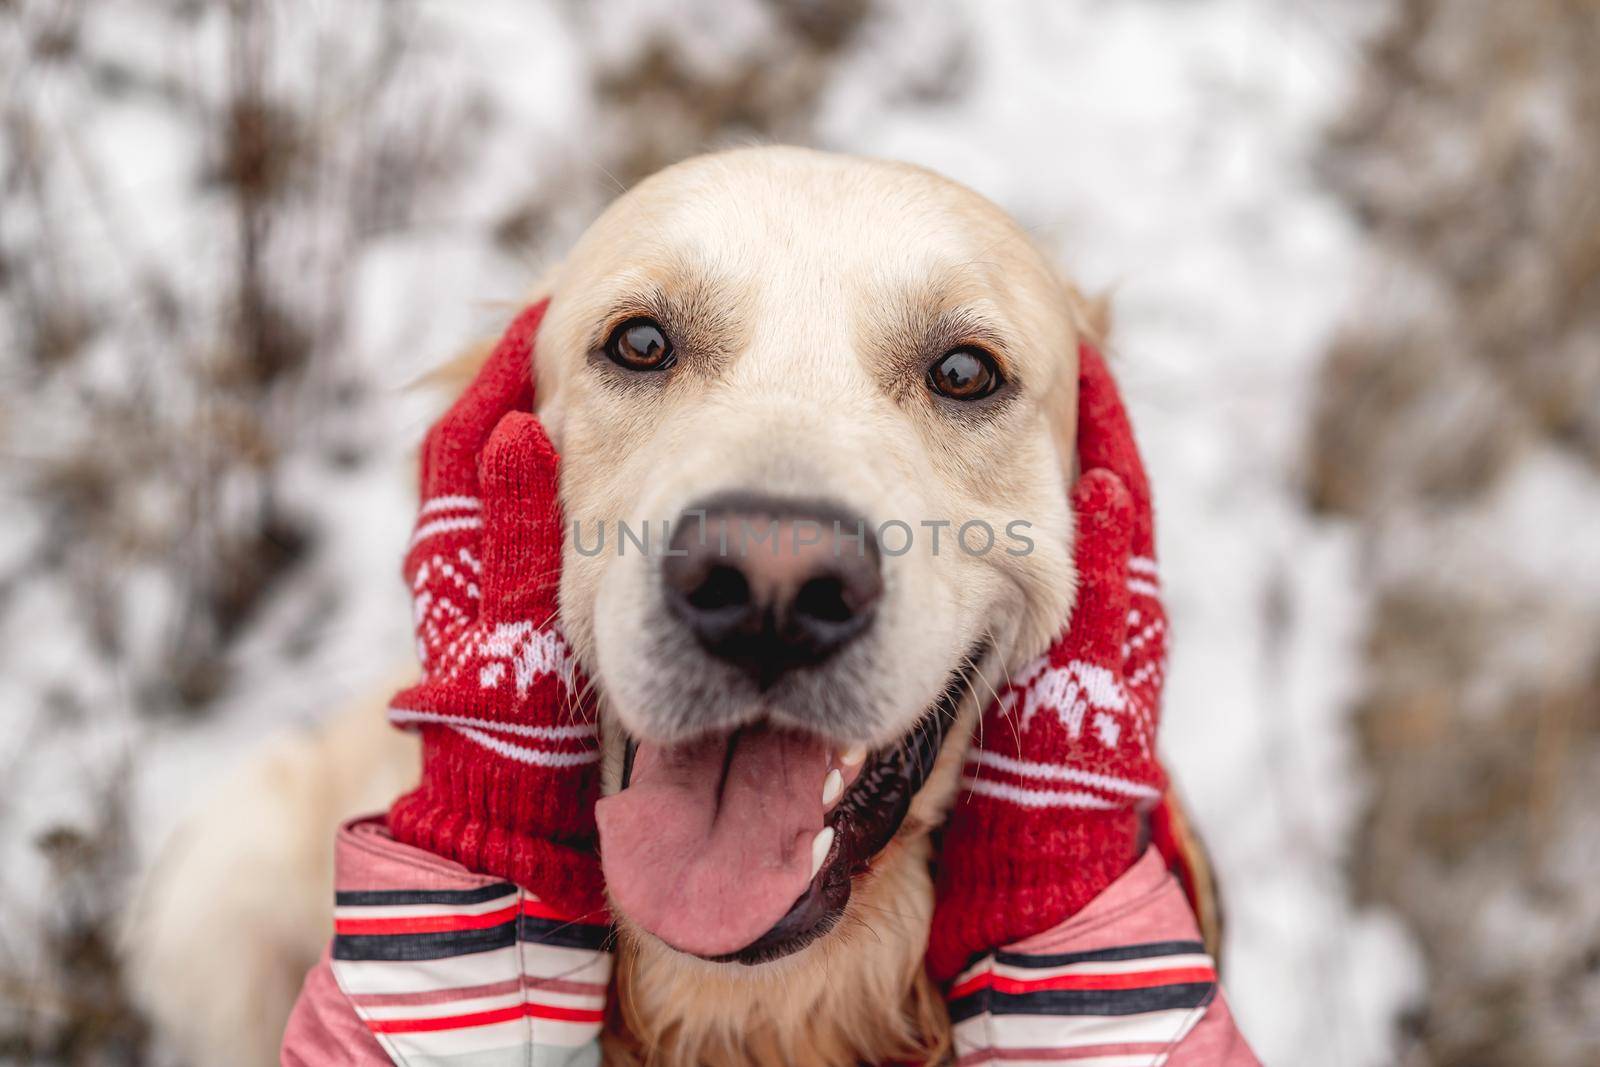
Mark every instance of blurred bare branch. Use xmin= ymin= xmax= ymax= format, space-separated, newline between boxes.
xmin=1310 ymin=1 xmax=1600 ymax=1063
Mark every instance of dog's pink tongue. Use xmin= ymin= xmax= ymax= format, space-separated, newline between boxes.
xmin=596 ymin=725 xmax=828 ymax=957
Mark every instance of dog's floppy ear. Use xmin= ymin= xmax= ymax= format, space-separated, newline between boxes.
xmin=424 ymin=336 xmax=499 ymax=396
xmin=1063 ymin=278 xmax=1112 ymax=348
xmin=1049 ymin=278 xmax=1114 ymax=487
xmin=420 ymin=277 xmax=569 ymax=445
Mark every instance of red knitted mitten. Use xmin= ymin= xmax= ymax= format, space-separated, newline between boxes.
xmin=927 ymin=344 xmax=1169 ymax=982
xmin=386 ymin=301 xmax=604 ymax=917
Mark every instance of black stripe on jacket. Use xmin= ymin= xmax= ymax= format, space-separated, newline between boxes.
xmin=334 ymin=883 xmax=518 ymax=908
xmin=518 ymin=914 xmax=613 ymax=952
xmin=947 ymin=980 xmax=1216 ymax=1025
xmin=990 ymin=939 xmax=1206 ymax=969
xmin=333 ymin=921 xmax=518 ymax=962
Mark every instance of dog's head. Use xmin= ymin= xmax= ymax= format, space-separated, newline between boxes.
xmin=531 ymin=148 xmax=1089 ymax=973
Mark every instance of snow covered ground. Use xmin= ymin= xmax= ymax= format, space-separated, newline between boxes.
xmin=2 ymin=1 xmax=1426 ymax=1062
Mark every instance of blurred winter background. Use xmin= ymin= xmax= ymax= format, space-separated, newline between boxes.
xmin=2 ymin=0 xmax=1597 ymax=1063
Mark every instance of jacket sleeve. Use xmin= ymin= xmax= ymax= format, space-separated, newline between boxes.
xmin=1165 ymin=987 xmax=1261 ymax=1066
xmin=281 ymin=949 xmax=394 ymax=1066
xmin=942 ymin=849 xmax=1260 ymax=1066
xmin=290 ymin=819 xmax=611 ymax=1066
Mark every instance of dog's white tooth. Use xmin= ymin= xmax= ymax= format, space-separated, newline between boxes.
xmin=809 ymin=827 xmax=835 ymax=880
xmin=822 ymin=769 xmax=844 ymax=807
xmin=839 ymin=745 xmax=867 ymax=767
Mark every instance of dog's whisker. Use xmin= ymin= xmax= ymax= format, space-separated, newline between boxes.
xmin=848 ymin=899 xmax=924 ymax=925
xmin=848 ymin=912 xmax=887 ymax=949
xmin=967 ymin=653 xmax=1004 ymax=723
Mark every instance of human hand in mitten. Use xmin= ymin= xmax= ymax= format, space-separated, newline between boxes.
xmin=926 ymin=344 xmax=1168 ymax=982
xmin=386 ymin=302 xmax=605 ymax=917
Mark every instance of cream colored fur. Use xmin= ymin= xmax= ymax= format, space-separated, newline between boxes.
xmin=125 ymin=686 xmax=419 ymax=1067
xmin=126 ymin=147 xmax=1103 ymax=1066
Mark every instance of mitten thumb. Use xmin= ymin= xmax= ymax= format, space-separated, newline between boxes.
xmin=1064 ymin=468 xmax=1135 ymax=666
xmin=478 ymin=410 xmax=564 ymax=621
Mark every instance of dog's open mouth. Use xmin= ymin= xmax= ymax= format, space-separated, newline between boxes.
xmin=595 ymin=645 xmax=986 ymax=965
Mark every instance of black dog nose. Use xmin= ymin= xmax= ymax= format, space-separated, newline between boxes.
xmin=661 ymin=494 xmax=882 ymax=688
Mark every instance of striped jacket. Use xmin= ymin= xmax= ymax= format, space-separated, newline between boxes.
xmin=282 ymin=819 xmax=1258 ymax=1066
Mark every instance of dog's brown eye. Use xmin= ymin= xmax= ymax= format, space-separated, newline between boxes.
xmin=928 ymin=347 xmax=1002 ymax=400
xmin=605 ymin=317 xmax=674 ymax=371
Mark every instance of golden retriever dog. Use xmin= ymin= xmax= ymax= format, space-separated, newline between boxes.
xmin=128 ymin=146 xmax=1194 ymax=1067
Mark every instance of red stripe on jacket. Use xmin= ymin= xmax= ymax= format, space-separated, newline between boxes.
xmin=334 ymin=904 xmax=519 ymax=936
xmin=365 ymin=1002 xmax=605 ymax=1034
xmin=947 ymin=964 xmax=1217 ymax=1002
